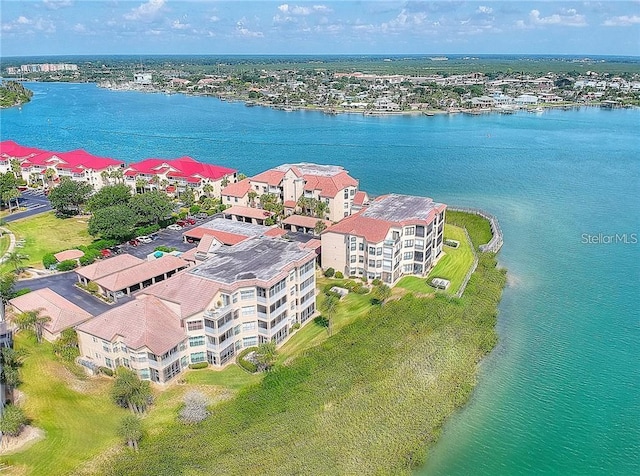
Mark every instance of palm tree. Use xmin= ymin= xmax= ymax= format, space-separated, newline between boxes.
xmin=2 ymin=188 xmax=20 ymax=214
xmin=44 ymin=168 xmax=57 ymax=188
xmin=135 ymin=179 xmax=147 ymax=194
xmin=5 ymin=251 xmax=28 ymax=274
xmin=315 ymin=200 xmax=329 ymax=219
xmin=247 ymin=190 xmax=258 ymax=207
xmin=202 ymin=183 xmax=214 ymax=198
xmin=0 ymin=347 xmax=24 ymax=402
xmin=14 ymin=308 xmax=51 ymax=343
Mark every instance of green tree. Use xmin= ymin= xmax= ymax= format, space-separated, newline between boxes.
xmin=48 ymin=178 xmax=93 ymax=216
xmin=0 ymin=347 xmax=24 ymax=402
xmin=371 ymin=284 xmax=391 ymax=305
xmin=321 ymin=295 xmax=339 ymax=336
xmin=5 ymin=251 xmax=28 ymax=274
xmin=86 ymin=184 xmax=132 ymax=212
xmin=118 ymin=415 xmax=143 ymax=450
xmin=9 ymin=159 xmax=21 ymax=180
xmin=202 ymin=183 xmax=214 ymax=198
xmin=44 ymin=168 xmax=57 ymax=188
xmin=135 ymin=178 xmax=147 ymax=194
xmin=254 ymin=341 xmax=277 ymax=372
xmin=314 ymin=200 xmax=329 ymax=219
xmin=180 ymin=188 xmax=196 ymax=208
xmin=111 ymin=368 xmax=153 ymax=414
xmin=314 ymin=220 xmax=327 ymax=235
xmin=247 ymin=190 xmax=258 ymax=207
xmin=2 ymin=188 xmax=21 ymax=213
xmin=0 ymin=404 xmax=28 ymax=437
xmin=88 ymin=205 xmax=138 ymax=241
xmin=14 ymin=308 xmax=51 ymax=343
xmin=52 ymin=328 xmax=80 ymax=362
xmin=0 ymin=272 xmax=16 ymax=321
xmin=129 ymin=191 xmax=173 ymax=225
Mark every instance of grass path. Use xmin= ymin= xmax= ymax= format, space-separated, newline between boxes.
xmin=1 ymin=334 xmax=127 ymax=476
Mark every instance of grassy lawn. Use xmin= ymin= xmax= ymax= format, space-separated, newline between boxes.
xmin=0 ymin=233 xmax=10 ymax=258
xmin=445 ymin=210 xmax=493 ymax=250
xmin=3 ymin=212 xmax=92 ymax=272
xmin=1 ymin=333 xmax=128 ymax=476
xmin=278 ymin=276 xmax=374 ymax=362
xmin=397 ymin=224 xmax=475 ymax=296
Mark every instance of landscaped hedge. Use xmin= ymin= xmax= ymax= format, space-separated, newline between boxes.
xmin=134 ymin=224 xmax=161 ymax=237
xmin=236 ymin=347 xmax=258 ymax=373
xmin=323 ymin=267 xmax=335 ymax=278
xmin=56 ymin=259 xmax=78 ymax=272
xmin=42 ymin=253 xmax=57 ymax=269
xmin=188 ymin=362 xmax=208 ymax=370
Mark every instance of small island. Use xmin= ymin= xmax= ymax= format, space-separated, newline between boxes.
xmin=0 ymin=80 xmax=33 ymax=109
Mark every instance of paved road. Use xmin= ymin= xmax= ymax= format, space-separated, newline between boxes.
xmin=4 ymin=190 xmax=52 ymax=223
xmin=14 ymin=271 xmax=129 ymax=316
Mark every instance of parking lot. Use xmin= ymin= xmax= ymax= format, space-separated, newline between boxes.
xmin=119 ymin=218 xmax=205 ymax=258
xmin=5 ymin=189 xmax=53 ymax=222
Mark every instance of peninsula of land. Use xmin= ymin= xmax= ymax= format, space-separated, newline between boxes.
xmin=0 ymin=81 xmax=33 ymax=109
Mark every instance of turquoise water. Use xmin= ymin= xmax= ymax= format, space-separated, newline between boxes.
xmin=2 ymin=83 xmax=639 ymax=475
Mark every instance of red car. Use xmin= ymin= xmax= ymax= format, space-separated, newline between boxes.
xmin=100 ymin=249 xmax=112 ymax=258
xmin=176 ymin=220 xmax=187 ymax=227
xmin=129 ymin=238 xmax=140 ymax=246
xmin=185 ymin=218 xmax=196 ymax=225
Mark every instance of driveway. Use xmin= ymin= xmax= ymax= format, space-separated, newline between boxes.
xmin=121 ymin=220 xmax=201 ymax=259
xmin=14 ymin=271 xmax=131 ymax=316
xmin=4 ymin=190 xmax=52 ymax=223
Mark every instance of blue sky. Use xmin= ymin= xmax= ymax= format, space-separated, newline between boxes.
xmin=1 ymin=1 xmax=639 ymax=57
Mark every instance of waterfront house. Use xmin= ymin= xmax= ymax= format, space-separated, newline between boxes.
xmin=222 ymin=163 xmax=359 ymax=222
xmin=123 ymin=156 xmax=237 ymax=199
xmin=76 ymin=237 xmax=318 ymax=383
xmin=321 ymin=194 xmax=446 ymax=285
xmin=0 ymin=141 xmax=124 ymax=190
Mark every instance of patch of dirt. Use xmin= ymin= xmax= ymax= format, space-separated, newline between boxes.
xmin=0 ymin=426 xmax=45 ymax=455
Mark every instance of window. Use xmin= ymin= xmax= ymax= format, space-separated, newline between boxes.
xmin=243 ymin=336 xmax=258 ymax=347
xmin=376 ymin=248 xmax=382 ymax=256
xmin=241 ymin=306 xmax=255 ymax=317
xmin=368 ymin=259 xmax=376 ymax=267
xmin=404 ymin=240 xmax=414 ymax=248
xmin=269 ymin=278 xmax=287 ymax=297
xmin=344 ymin=190 xmax=349 ymax=199
xmin=220 ymin=344 xmax=235 ymax=364
xmin=257 ymin=287 xmax=267 ymax=298
xmin=205 ymin=319 xmax=215 ymax=331
xmin=368 ymin=246 xmax=376 ymax=255
xmin=416 ymin=239 xmax=424 ymax=248
xmin=190 ymin=352 xmax=206 ymax=363
xmin=350 ymin=255 xmax=357 ymax=263
xmin=258 ymin=320 xmax=268 ymax=329
xmin=403 ymin=252 xmax=413 ymax=260
xmin=350 ymin=189 xmax=356 ymax=196
xmin=359 ymin=242 xmax=364 ymax=251
xmin=187 ymin=320 xmax=203 ymax=331
xmin=189 ymin=336 xmax=205 ymax=347
xmin=240 ymin=289 xmax=255 ymax=300
xmin=344 ymin=202 xmax=349 ymax=209
xmin=139 ymin=368 xmax=150 ymax=380
xmin=405 ymin=226 xmax=415 ymax=236
xmin=105 ymin=357 xmax=113 ymax=368
xmin=207 ymin=352 xmax=217 ymax=365
xmin=242 ymin=321 xmax=257 ymax=332
xmin=163 ymin=360 xmax=181 ymax=381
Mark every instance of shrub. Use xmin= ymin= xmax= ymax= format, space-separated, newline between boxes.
xmin=188 ymin=362 xmax=208 ymax=370
xmin=134 ymin=224 xmax=160 ymax=237
xmin=12 ymin=288 xmax=31 ymax=298
xmin=323 ymin=267 xmax=335 ymax=278
xmin=0 ymin=404 xmax=29 ymax=437
xmin=314 ymin=315 xmax=329 ymax=328
xmin=99 ymin=366 xmax=114 ymax=377
xmin=334 ymin=271 xmax=344 ymax=279
xmin=361 ymin=276 xmax=368 ymax=283
xmin=179 ymin=391 xmax=210 ymax=424
xmin=89 ymin=239 xmax=117 ymax=250
xmin=56 ymin=259 xmax=78 ymax=272
xmin=154 ymin=245 xmax=176 ymax=253
xmin=53 ymin=328 xmax=79 ymax=361
xmin=42 ymin=253 xmax=57 ymax=269
xmin=372 ymin=278 xmax=383 ymax=286
xmin=237 ymin=347 xmax=258 ymax=373
xmin=86 ymin=281 xmax=99 ymax=294
xmin=79 ymin=248 xmax=100 ymax=266
xmin=291 ymin=322 xmax=301 ymax=331
xmin=189 ymin=205 xmax=201 ymax=214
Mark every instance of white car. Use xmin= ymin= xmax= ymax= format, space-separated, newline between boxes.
xmin=136 ymin=236 xmax=153 ymax=244
xmin=167 ymin=224 xmax=183 ymax=231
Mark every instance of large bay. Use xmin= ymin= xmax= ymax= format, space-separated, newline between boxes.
xmin=1 ymin=82 xmax=639 ymax=475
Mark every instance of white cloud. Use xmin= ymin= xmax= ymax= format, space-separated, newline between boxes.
xmin=277 ymin=4 xmax=331 ymax=16
xmin=381 ymin=9 xmax=428 ymax=32
xmin=43 ymin=0 xmax=72 ymax=10
xmin=527 ymin=9 xmax=587 ymax=27
xmin=72 ymin=23 xmax=86 ymax=33
xmin=209 ymin=16 xmax=220 ymax=23
xmin=603 ymin=15 xmax=640 ymax=27
xmin=477 ymin=6 xmax=493 ymax=15
xmin=17 ymin=16 xmax=32 ymax=25
xmin=124 ymin=0 xmax=166 ymax=22
xmin=236 ymin=20 xmax=263 ymax=38
xmin=172 ymin=19 xmax=190 ymax=30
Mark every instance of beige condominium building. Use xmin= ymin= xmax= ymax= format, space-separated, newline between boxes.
xmin=76 ymin=237 xmax=317 ymax=384
xmin=321 ymin=194 xmax=446 ymax=285
xmin=222 ymin=163 xmax=359 ymax=222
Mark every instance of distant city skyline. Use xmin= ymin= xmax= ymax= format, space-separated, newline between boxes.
xmin=1 ymin=1 xmax=639 ymax=57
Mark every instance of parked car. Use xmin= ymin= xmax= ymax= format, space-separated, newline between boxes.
xmin=136 ymin=236 xmax=153 ymax=244
xmin=184 ymin=218 xmax=196 ymax=225
xmin=129 ymin=238 xmax=140 ymax=246
xmin=176 ymin=220 xmax=187 ymax=227
xmin=167 ymin=224 xmax=183 ymax=231
xmin=149 ymin=233 xmax=159 ymax=241
xmin=194 ymin=212 xmax=209 ymax=219
xmin=100 ymin=249 xmax=112 ymax=258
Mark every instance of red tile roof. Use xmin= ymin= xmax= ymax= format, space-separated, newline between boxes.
xmin=303 ymin=171 xmax=358 ymax=198
xmin=54 ymin=249 xmax=85 ymax=262
xmin=250 ymin=169 xmax=285 ymax=186
xmin=124 ymin=156 xmax=236 ymax=183
xmin=77 ymin=294 xmax=185 ymax=355
xmin=8 ymin=144 xmax=124 ymax=171
xmin=221 ymin=178 xmax=251 ymax=198
xmin=0 ymin=140 xmax=47 ymax=159
xmin=184 ymin=227 xmax=249 ymax=245
xmin=94 ymin=255 xmax=190 ymax=292
xmin=324 ymin=214 xmax=393 ymax=243
xmin=264 ymin=228 xmax=287 ymax=238
xmin=10 ymin=288 xmax=92 ymax=335
xmin=140 ymin=272 xmax=219 ymax=319
xmin=353 ymin=191 xmax=368 ymax=206
xmin=283 ymin=215 xmax=332 ymax=229
xmin=223 ymin=205 xmax=273 ymax=221
xmin=283 ymin=200 xmax=297 ymax=208
xmin=76 ymin=254 xmax=144 ymax=281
